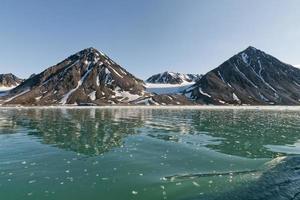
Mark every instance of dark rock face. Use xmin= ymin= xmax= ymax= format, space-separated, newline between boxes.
xmin=146 ymin=72 xmax=202 ymax=84
xmin=0 ymin=73 xmax=23 ymax=88
xmin=185 ymin=46 xmax=300 ymax=105
xmin=3 ymin=48 xmax=147 ymax=105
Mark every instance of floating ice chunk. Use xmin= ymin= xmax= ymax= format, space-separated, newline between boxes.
xmin=192 ymin=181 xmax=200 ymax=187
xmin=28 ymin=180 xmax=36 ymax=184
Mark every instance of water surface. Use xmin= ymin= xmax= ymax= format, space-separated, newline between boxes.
xmin=0 ymin=108 xmax=299 ymax=200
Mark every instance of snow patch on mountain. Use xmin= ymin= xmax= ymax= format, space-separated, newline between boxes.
xmin=145 ymin=81 xmax=194 ymax=95
xmin=232 ymin=93 xmax=240 ymax=103
xmin=234 ymin=64 xmax=258 ymax=88
xmin=114 ymin=87 xmax=142 ymax=102
xmin=199 ymin=88 xmax=211 ymax=98
xmin=60 ymin=62 xmax=94 ymax=104
xmin=88 ymin=91 xmax=96 ymax=101
xmin=0 ymin=86 xmax=17 ymax=92
xmin=293 ymin=64 xmax=300 ymax=68
xmin=4 ymin=89 xmax=30 ymax=103
xmin=241 ymin=52 xmax=249 ymax=65
xmin=134 ymin=97 xmax=160 ymax=106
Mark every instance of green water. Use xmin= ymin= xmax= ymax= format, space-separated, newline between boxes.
xmin=0 ymin=108 xmax=299 ymax=200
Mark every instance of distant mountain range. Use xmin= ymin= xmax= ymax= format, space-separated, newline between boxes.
xmin=0 ymin=73 xmax=23 ymax=88
xmin=146 ymin=72 xmax=202 ymax=84
xmin=1 ymin=46 xmax=300 ymax=106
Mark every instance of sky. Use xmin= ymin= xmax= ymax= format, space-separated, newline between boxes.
xmin=1 ymin=0 xmax=300 ymax=79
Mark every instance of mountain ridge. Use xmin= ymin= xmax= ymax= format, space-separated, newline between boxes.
xmin=184 ymin=46 xmax=300 ymax=105
xmin=1 ymin=46 xmax=300 ymax=105
xmin=1 ymin=47 xmax=192 ymax=106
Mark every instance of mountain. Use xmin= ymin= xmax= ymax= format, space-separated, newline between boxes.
xmin=146 ymin=71 xmax=202 ymax=84
xmin=184 ymin=46 xmax=300 ymax=105
xmin=2 ymin=48 xmax=192 ymax=106
xmin=28 ymin=73 xmax=36 ymax=79
xmin=3 ymin=48 xmax=146 ymax=105
xmin=0 ymin=73 xmax=23 ymax=88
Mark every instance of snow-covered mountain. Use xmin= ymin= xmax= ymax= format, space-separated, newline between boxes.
xmin=0 ymin=73 xmax=23 ymax=90
xmin=146 ymin=72 xmax=202 ymax=84
xmin=145 ymin=72 xmax=202 ymax=95
xmin=184 ymin=46 xmax=300 ymax=105
xmin=1 ymin=48 xmax=191 ymax=106
xmin=3 ymin=48 xmax=145 ymax=105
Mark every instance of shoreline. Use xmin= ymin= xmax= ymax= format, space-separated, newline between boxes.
xmin=1 ymin=105 xmax=300 ymax=110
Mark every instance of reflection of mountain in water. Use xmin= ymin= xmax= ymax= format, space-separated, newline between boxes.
xmin=1 ymin=109 xmax=148 ymax=155
xmin=0 ymin=109 xmax=300 ymax=158
xmin=141 ymin=110 xmax=300 ymax=158
xmin=0 ymin=113 xmax=19 ymax=134
xmin=192 ymin=110 xmax=300 ymax=158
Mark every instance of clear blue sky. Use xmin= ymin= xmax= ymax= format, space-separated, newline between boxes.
xmin=1 ymin=0 xmax=300 ymax=79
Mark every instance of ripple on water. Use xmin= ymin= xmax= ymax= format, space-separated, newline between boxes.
xmin=0 ymin=108 xmax=299 ymax=200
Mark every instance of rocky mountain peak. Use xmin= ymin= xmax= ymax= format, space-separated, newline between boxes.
xmin=0 ymin=73 xmax=23 ymax=88
xmin=185 ymin=47 xmax=300 ymax=105
xmin=0 ymin=47 xmax=192 ymax=106
xmin=244 ymin=46 xmax=258 ymax=52
xmin=4 ymin=47 xmax=146 ymax=105
xmin=234 ymin=46 xmax=266 ymax=64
